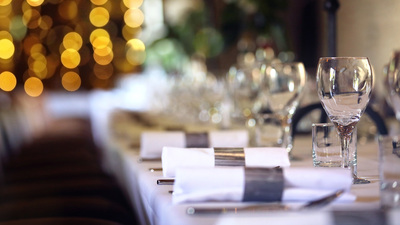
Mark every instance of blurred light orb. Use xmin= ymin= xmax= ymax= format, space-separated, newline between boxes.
xmin=26 ymin=0 xmax=44 ymax=7
xmin=0 ymin=71 xmax=16 ymax=91
xmin=61 ymin=49 xmax=81 ymax=69
xmin=91 ymin=0 xmax=108 ymax=5
xmin=93 ymin=51 xmax=113 ymax=65
xmin=94 ymin=63 xmax=113 ymax=80
xmin=124 ymin=8 xmax=144 ymax=28
xmin=0 ymin=39 xmax=14 ymax=59
xmin=63 ymin=32 xmax=83 ymax=50
xmin=0 ymin=3 xmax=12 ymax=17
xmin=90 ymin=7 xmax=110 ymax=27
xmin=24 ymin=77 xmax=43 ymax=97
xmin=122 ymin=25 xmax=141 ymax=41
xmin=58 ymin=1 xmax=78 ymax=21
xmin=90 ymin=29 xmax=110 ymax=44
xmin=62 ymin=71 xmax=81 ymax=91
xmin=127 ymin=38 xmax=145 ymax=51
xmin=123 ymin=0 xmax=143 ymax=8
xmin=0 ymin=0 xmax=12 ymax=6
xmin=126 ymin=38 xmax=145 ymax=65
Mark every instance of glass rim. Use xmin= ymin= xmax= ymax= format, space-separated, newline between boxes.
xmin=319 ymin=56 xmax=369 ymax=60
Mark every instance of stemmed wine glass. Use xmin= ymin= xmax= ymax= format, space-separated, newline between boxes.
xmin=387 ymin=51 xmax=400 ymax=120
xmin=316 ymin=57 xmax=373 ymax=184
xmin=257 ymin=62 xmax=307 ymax=153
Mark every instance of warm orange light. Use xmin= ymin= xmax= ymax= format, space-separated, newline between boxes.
xmin=94 ymin=63 xmax=113 ymax=80
xmin=63 ymin=32 xmax=83 ymax=50
xmin=91 ymin=0 xmax=108 ymax=5
xmin=93 ymin=51 xmax=113 ymax=65
xmin=122 ymin=25 xmax=141 ymax=41
xmin=124 ymin=8 xmax=144 ymax=28
xmin=0 ymin=0 xmax=12 ymax=6
xmin=61 ymin=49 xmax=81 ymax=69
xmin=26 ymin=0 xmax=44 ymax=7
xmin=24 ymin=77 xmax=43 ymax=97
xmin=90 ymin=29 xmax=110 ymax=44
xmin=58 ymin=0 xmax=78 ymax=21
xmin=0 ymin=3 xmax=12 ymax=16
xmin=123 ymin=0 xmax=143 ymax=8
xmin=89 ymin=7 xmax=110 ymax=27
xmin=0 ymin=39 xmax=14 ymax=59
xmin=126 ymin=39 xmax=146 ymax=66
xmin=62 ymin=71 xmax=81 ymax=91
xmin=0 ymin=71 xmax=16 ymax=91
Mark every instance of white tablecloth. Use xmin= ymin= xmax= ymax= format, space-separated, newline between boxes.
xmin=103 ymin=129 xmax=384 ymax=225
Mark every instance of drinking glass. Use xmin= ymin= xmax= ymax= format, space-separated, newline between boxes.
xmin=316 ymin=57 xmax=373 ymax=184
xmin=387 ymin=51 xmax=400 ymax=120
xmin=226 ymin=62 xmax=264 ymax=145
xmin=256 ymin=62 xmax=307 ymax=152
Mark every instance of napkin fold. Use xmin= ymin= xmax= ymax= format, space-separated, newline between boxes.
xmin=140 ymin=130 xmax=249 ymax=159
xmin=162 ymin=147 xmax=290 ymax=177
xmin=172 ymin=167 xmax=355 ymax=204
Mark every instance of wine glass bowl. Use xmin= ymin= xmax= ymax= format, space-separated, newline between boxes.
xmin=387 ymin=51 xmax=400 ymax=120
xmin=317 ymin=57 xmax=373 ymax=184
xmin=256 ymin=62 xmax=307 ymax=152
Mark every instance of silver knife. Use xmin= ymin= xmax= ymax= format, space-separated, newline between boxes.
xmin=186 ymin=189 xmax=345 ymax=214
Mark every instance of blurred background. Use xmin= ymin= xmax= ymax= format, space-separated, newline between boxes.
xmin=0 ymin=0 xmax=397 ymax=94
xmin=0 ymin=0 xmax=399 ymax=139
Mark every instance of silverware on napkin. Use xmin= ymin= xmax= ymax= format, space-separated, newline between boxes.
xmin=186 ymin=189 xmax=345 ymax=214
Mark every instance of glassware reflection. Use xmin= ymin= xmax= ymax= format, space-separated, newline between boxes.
xmin=255 ymin=62 xmax=307 ymax=152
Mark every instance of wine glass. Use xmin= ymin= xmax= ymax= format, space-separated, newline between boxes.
xmin=316 ymin=57 xmax=373 ymax=184
xmin=256 ymin=62 xmax=307 ymax=153
xmin=226 ymin=61 xmax=264 ymax=138
xmin=387 ymin=51 xmax=400 ymax=120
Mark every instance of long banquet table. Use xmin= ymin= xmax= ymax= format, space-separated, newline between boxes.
xmin=91 ymin=106 xmax=400 ymax=225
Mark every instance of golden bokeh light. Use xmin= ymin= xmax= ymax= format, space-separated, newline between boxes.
xmin=61 ymin=49 xmax=81 ymax=69
xmin=89 ymin=7 xmax=110 ymax=27
xmin=93 ymin=50 xmax=113 ymax=65
xmin=124 ymin=8 xmax=144 ymax=28
xmin=0 ymin=30 xmax=13 ymax=41
xmin=63 ymin=32 xmax=83 ymax=50
xmin=126 ymin=39 xmax=145 ymax=66
xmin=0 ymin=71 xmax=16 ymax=91
xmin=94 ymin=63 xmax=113 ymax=80
xmin=0 ymin=0 xmax=12 ymax=7
xmin=58 ymin=0 xmax=78 ymax=21
xmin=39 ymin=15 xmax=53 ymax=30
xmin=23 ymin=8 xmax=41 ymax=29
xmin=91 ymin=0 xmax=108 ymax=5
xmin=90 ymin=28 xmax=110 ymax=44
xmin=0 ymin=3 xmax=12 ymax=17
xmin=0 ymin=38 xmax=15 ymax=59
xmin=26 ymin=0 xmax=45 ymax=7
xmin=122 ymin=25 xmax=141 ymax=41
xmin=62 ymin=71 xmax=81 ymax=91
xmin=123 ymin=0 xmax=143 ymax=9
xmin=0 ymin=0 xmax=146 ymax=92
xmin=24 ymin=77 xmax=43 ymax=97
xmin=126 ymin=38 xmax=145 ymax=51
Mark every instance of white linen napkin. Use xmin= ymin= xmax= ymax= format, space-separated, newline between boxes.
xmin=162 ymin=147 xmax=290 ymax=177
xmin=140 ymin=130 xmax=249 ymax=159
xmin=172 ymin=167 xmax=355 ymax=204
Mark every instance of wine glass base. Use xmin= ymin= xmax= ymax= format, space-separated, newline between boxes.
xmin=353 ymin=176 xmax=371 ymax=184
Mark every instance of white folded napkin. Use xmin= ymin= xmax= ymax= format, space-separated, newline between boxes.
xmin=162 ymin=147 xmax=290 ymax=177
xmin=140 ymin=130 xmax=249 ymax=159
xmin=172 ymin=167 xmax=355 ymax=204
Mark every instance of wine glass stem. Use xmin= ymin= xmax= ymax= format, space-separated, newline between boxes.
xmin=340 ymin=135 xmax=351 ymax=168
